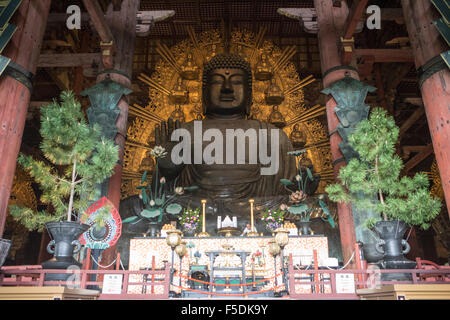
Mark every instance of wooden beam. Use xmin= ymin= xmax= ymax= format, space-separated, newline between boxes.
xmin=340 ymin=1 xmax=379 ymax=65
xmin=81 ymin=0 xmax=114 ymax=43
xmin=373 ymin=63 xmax=389 ymax=112
xmin=354 ymin=49 xmax=415 ymax=63
xmin=38 ymin=53 xmax=101 ymax=67
xmin=358 ymin=55 xmax=375 ymax=77
xmin=47 ymin=12 xmax=90 ymax=24
xmin=403 ymin=97 xmax=424 ymax=106
xmin=29 ymin=101 xmax=51 ymax=110
xmin=399 ymin=107 xmax=426 ymax=137
xmin=82 ymin=0 xmax=114 ymax=68
xmin=403 ymin=143 xmax=434 ymax=173
xmin=401 ymin=145 xmax=432 ymax=159
xmin=46 ymin=69 xmax=70 ymax=91
xmin=343 ymin=0 xmax=369 ymax=39
xmin=380 ymin=8 xmax=404 ymax=22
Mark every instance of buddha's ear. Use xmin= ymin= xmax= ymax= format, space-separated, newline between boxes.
xmin=245 ymin=103 xmax=251 ymax=116
xmin=202 ymin=88 xmax=208 ymax=115
xmin=245 ymin=88 xmax=253 ymax=116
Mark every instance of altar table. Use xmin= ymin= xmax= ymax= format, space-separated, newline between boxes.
xmin=127 ymin=235 xmax=329 ymax=294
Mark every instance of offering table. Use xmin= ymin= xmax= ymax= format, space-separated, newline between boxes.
xmin=127 ymin=235 xmax=329 ymax=295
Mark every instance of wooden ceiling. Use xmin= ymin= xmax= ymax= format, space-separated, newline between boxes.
xmin=138 ymin=0 xmax=315 ymax=38
xmin=27 ymin=0 xmax=433 ymax=174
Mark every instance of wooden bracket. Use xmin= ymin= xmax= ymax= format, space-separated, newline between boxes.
xmin=341 ymin=37 xmax=355 ymax=65
xmin=100 ymin=40 xmax=114 ymax=69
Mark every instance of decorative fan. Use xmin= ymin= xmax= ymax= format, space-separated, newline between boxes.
xmin=79 ymin=197 xmax=122 ymax=250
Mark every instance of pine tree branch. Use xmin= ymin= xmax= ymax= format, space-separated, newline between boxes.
xmin=375 ymin=155 xmax=387 ymax=221
xmin=74 ymin=177 xmax=85 ymax=185
xmin=66 ymin=159 xmax=77 ymax=222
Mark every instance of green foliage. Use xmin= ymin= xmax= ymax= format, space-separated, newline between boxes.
xmin=9 ymin=91 xmax=119 ymax=231
xmin=364 ymin=217 xmax=381 ymax=230
xmin=325 ymin=108 xmax=441 ymax=229
xmin=166 ymin=203 xmax=182 ymax=215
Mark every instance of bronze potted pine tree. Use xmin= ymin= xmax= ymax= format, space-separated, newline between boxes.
xmin=326 ymin=108 xmax=441 ymax=280
xmin=9 ymin=91 xmax=118 ymax=280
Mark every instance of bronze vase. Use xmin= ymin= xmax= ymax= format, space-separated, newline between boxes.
xmin=41 ymin=221 xmax=90 ymax=282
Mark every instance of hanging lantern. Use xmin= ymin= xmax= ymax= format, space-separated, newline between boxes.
xmin=166 ymin=229 xmax=182 ymax=248
xmin=275 ymin=228 xmax=289 ymax=249
xmin=175 ymin=241 xmax=187 ymax=258
xmin=268 ymin=239 xmax=281 ymax=257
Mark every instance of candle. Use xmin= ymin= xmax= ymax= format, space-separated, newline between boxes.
xmin=232 ymin=216 xmax=237 ymax=228
xmin=201 ymin=199 xmax=207 ymax=233
xmin=217 ymin=216 xmax=222 ymax=229
xmin=249 ymin=199 xmax=255 ymax=232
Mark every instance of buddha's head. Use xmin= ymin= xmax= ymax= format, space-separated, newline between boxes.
xmin=202 ymin=53 xmax=252 ymax=117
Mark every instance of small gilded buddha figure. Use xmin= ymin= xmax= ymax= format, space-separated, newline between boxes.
xmin=255 ymin=53 xmax=273 ymax=81
xmin=265 ymin=78 xmax=285 ymax=105
xmin=290 ymin=124 xmax=307 ymax=148
xmin=170 ymin=105 xmax=186 ymax=123
xmin=268 ymin=105 xmax=286 ymax=128
xmin=181 ymin=53 xmax=199 ymax=80
xmin=169 ymin=78 xmax=189 ymax=104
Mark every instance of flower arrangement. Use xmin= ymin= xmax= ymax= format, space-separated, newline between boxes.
xmin=122 ymin=145 xmax=197 ymax=226
xmin=179 ymin=207 xmax=202 ymax=233
xmin=251 ymin=250 xmax=263 ymax=266
xmin=280 ymin=150 xmax=335 ymax=228
xmin=260 ymin=208 xmax=285 ymax=231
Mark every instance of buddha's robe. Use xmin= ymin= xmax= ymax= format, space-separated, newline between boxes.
xmin=173 ymin=119 xmax=296 ymax=201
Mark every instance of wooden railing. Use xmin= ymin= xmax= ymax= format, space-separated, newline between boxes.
xmin=2 ymin=252 xmax=450 ymax=300
xmin=0 ymin=265 xmax=171 ymax=300
xmin=287 ymin=254 xmax=450 ymax=300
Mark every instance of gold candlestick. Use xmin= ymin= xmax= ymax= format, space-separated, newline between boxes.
xmin=248 ymin=199 xmax=258 ymax=237
xmin=198 ymin=199 xmax=210 ymax=237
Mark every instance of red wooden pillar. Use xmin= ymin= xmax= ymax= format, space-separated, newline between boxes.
xmin=401 ymin=0 xmax=450 ymax=217
xmin=100 ymin=0 xmax=139 ymax=267
xmin=314 ymin=0 xmax=357 ymax=268
xmin=0 ymin=0 xmax=51 ymax=236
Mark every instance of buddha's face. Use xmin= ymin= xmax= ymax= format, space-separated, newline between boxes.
xmin=205 ymin=68 xmax=249 ymax=115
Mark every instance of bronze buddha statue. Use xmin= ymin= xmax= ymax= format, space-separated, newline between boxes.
xmin=157 ymin=55 xmax=295 ymax=192
xmin=152 ymin=53 xmax=296 ymax=232
xmin=121 ymin=53 xmax=297 ymax=235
